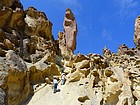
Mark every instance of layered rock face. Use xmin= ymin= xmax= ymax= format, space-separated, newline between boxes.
xmin=27 ymin=51 xmax=140 ymax=105
xmin=58 ymin=8 xmax=78 ymax=56
xmin=0 ymin=0 xmax=140 ymax=105
xmin=0 ymin=0 xmax=60 ymax=105
xmin=134 ymin=16 xmax=140 ymax=49
xmin=63 ymin=8 xmax=77 ymax=51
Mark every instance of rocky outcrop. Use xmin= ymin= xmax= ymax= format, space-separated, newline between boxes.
xmin=103 ymin=46 xmax=111 ymax=58
xmin=0 ymin=50 xmax=31 ymax=105
xmin=24 ymin=7 xmax=53 ymax=40
xmin=134 ymin=16 xmax=140 ymax=49
xmin=117 ymin=44 xmax=135 ymax=56
xmin=63 ymin=8 xmax=78 ymax=51
xmin=26 ymin=50 xmax=140 ymax=105
xmin=0 ymin=0 xmax=140 ymax=105
xmin=0 ymin=0 xmax=60 ymax=105
xmin=58 ymin=8 xmax=78 ymax=56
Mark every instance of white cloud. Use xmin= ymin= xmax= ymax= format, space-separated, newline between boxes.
xmin=46 ymin=0 xmax=82 ymax=16
xmin=115 ymin=0 xmax=138 ymax=21
xmin=102 ymin=29 xmax=112 ymax=41
xmin=47 ymin=0 xmax=81 ymax=7
xmin=117 ymin=0 xmax=137 ymax=8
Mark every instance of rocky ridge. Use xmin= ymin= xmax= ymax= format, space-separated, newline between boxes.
xmin=0 ymin=0 xmax=140 ymax=105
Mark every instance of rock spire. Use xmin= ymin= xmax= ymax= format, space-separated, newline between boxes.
xmin=134 ymin=16 xmax=140 ymax=49
xmin=63 ymin=8 xmax=78 ymax=51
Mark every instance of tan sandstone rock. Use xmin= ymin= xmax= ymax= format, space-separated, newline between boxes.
xmin=0 ymin=7 xmax=12 ymax=28
xmin=134 ymin=16 xmax=140 ymax=49
xmin=24 ymin=7 xmax=53 ymax=40
xmin=58 ymin=8 xmax=78 ymax=56
xmin=0 ymin=50 xmax=31 ymax=105
xmin=63 ymin=8 xmax=78 ymax=51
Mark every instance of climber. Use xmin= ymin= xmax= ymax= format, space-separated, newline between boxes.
xmin=61 ymin=73 xmax=66 ymax=85
xmin=53 ymin=77 xmax=58 ymax=93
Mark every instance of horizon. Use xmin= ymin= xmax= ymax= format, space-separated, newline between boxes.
xmin=20 ymin=0 xmax=140 ymax=55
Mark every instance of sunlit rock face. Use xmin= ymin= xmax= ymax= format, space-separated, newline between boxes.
xmin=0 ymin=0 xmax=140 ymax=105
xmin=134 ymin=16 xmax=140 ymax=49
xmin=63 ymin=8 xmax=78 ymax=51
xmin=0 ymin=0 xmax=60 ymax=105
xmin=24 ymin=6 xmax=53 ymax=40
xmin=58 ymin=8 xmax=78 ymax=57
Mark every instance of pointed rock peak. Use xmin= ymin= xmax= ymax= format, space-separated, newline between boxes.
xmin=66 ymin=8 xmax=71 ymax=11
xmin=134 ymin=16 xmax=140 ymax=49
xmin=65 ymin=8 xmax=75 ymax=20
xmin=63 ymin=8 xmax=78 ymax=51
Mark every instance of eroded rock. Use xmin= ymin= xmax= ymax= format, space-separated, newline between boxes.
xmin=63 ymin=8 xmax=78 ymax=51
xmin=134 ymin=16 xmax=140 ymax=49
xmin=24 ymin=7 xmax=53 ymax=40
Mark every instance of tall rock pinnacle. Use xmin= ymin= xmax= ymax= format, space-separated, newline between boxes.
xmin=134 ymin=16 xmax=140 ymax=49
xmin=63 ymin=8 xmax=78 ymax=51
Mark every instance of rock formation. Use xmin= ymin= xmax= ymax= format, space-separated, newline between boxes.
xmin=0 ymin=0 xmax=60 ymax=105
xmin=58 ymin=8 xmax=78 ymax=56
xmin=63 ymin=8 xmax=78 ymax=51
xmin=0 ymin=0 xmax=140 ymax=105
xmin=134 ymin=16 xmax=140 ymax=49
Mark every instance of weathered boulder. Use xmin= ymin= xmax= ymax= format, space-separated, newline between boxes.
xmin=27 ymin=53 xmax=61 ymax=84
xmin=89 ymin=54 xmax=108 ymax=69
xmin=23 ymin=8 xmax=58 ymax=62
xmin=24 ymin=7 xmax=53 ymax=40
xmin=0 ymin=50 xmax=31 ymax=105
xmin=74 ymin=60 xmax=90 ymax=69
xmin=67 ymin=70 xmax=81 ymax=82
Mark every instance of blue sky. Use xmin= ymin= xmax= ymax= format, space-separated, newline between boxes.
xmin=20 ymin=0 xmax=140 ymax=55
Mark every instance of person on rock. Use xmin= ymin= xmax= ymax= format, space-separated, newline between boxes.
xmin=53 ymin=77 xmax=58 ymax=93
xmin=61 ymin=73 xmax=66 ymax=85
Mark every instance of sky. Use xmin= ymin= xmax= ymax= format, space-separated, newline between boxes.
xmin=20 ymin=0 xmax=140 ymax=55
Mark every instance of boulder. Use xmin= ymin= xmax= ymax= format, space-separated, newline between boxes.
xmin=28 ymin=58 xmax=61 ymax=84
xmin=0 ymin=50 xmax=31 ymax=105
xmin=74 ymin=60 xmax=90 ymax=69
xmin=67 ymin=70 xmax=81 ymax=82
xmin=24 ymin=7 xmax=53 ymax=40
